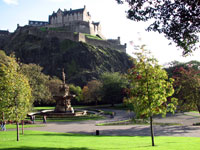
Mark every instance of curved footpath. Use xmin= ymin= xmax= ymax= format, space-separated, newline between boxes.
xmin=25 ymin=109 xmax=200 ymax=137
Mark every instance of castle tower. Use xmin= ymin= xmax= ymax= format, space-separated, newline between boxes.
xmin=48 ymin=6 xmax=102 ymax=38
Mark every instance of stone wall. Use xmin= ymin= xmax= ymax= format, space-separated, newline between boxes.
xmin=47 ymin=21 xmax=91 ymax=35
xmin=23 ymin=26 xmax=126 ymax=52
xmin=85 ymin=37 xmax=126 ymax=52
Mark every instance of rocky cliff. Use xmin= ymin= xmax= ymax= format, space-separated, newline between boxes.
xmin=3 ymin=27 xmax=133 ymax=86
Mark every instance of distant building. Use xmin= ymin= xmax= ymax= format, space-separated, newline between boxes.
xmin=48 ymin=6 xmax=103 ymax=38
xmin=26 ymin=6 xmax=126 ymax=52
xmin=0 ymin=30 xmax=9 ymax=37
xmin=29 ymin=20 xmax=49 ymax=27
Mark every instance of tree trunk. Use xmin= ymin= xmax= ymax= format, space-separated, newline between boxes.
xmin=16 ymin=122 xmax=19 ymax=141
xmin=150 ymin=116 xmax=155 ymax=146
xmin=21 ymin=120 xmax=24 ymax=135
xmin=95 ymin=100 xmax=98 ymax=106
xmin=197 ymin=104 xmax=200 ymax=114
xmin=2 ymin=112 xmax=4 ymax=120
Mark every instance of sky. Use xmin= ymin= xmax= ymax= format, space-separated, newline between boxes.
xmin=0 ymin=0 xmax=199 ymax=65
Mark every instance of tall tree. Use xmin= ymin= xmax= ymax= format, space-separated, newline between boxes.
xmin=100 ymin=72 xmax=128 ymax=106
xmin=69 ymin=84 xmax=83 ymax=103
xmin=124 ymin=46 xmax=177 ymax=146
xmin=117 ymin=0 xmax=200 ymax=55
xmin=82 ymin=80 xmax=102 ymax=105
xmin=173 ymin=67 xmax=200 ymax=112
xmin=20 ymin=63 xmax=51 ymax=106
xmin=0 ymin=55 xmax=32 ymax=141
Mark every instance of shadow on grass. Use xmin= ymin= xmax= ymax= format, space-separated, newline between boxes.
xmin=1 ymin=147 xmax=95 ymax=150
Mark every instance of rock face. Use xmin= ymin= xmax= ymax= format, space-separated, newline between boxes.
xmin=3 ymin=27 xmax=133 ymax=86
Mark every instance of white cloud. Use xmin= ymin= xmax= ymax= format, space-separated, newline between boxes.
xmin=3 ymin=0 xmax=18 ymax=5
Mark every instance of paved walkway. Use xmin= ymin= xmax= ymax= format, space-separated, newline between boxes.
xmin=25 ymin=109 xmax=200 ymax=137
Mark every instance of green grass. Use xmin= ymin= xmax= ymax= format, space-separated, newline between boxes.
xmin=0 ymin=130 xmax=200 ymax=150
xmin=33 ymin=106 xmax=55 ymax=111
xmin=6 ymin=124 xmax=45 ymax=129
xmin=190 ymin=111 xmax=199 ymax=114
xmin=84 ymin=33 xmax=104 ymax=40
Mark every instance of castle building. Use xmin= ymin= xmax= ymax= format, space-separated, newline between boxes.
xmin=29 ymin=20 xmax=48 ymax=27
xmin=27 ymin=6 xmax=126 ymax=52
xmin=48 ymin=6 xmax=103 ymax=38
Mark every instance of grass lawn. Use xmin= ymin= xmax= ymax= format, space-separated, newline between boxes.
xmin=0 ymin=130 xmax=200 ymax=150
xmin=33 ymin=107 xmax=55 ymax=111
xmin=6 ymin=124 xmax=45 ymax=129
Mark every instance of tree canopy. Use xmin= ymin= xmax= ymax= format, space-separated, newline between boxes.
xmin=173 ymin=66 xmax=200 ymax=112
xmin=20 ymin=63 xmax=52 ymax=106
xmin=100 ymin=72 xmax=128 ymax=106
xmin=124 ymin=47 xmax=177 ymax=146
xmin=0 ymin=52 xmax=32 ymax=141
xmin=117 ymin=0 xmax=200 ymax=55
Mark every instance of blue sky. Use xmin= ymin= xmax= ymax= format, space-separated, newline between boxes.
xmin=0 ymin=0 xmax=199 ymax=65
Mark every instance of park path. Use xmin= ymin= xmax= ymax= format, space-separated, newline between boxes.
xmin=25 ymin=109 xmax=200 ymax=137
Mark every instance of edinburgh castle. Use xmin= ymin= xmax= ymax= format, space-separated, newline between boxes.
xmin=1 ymin=6 xmax=126 ymax=52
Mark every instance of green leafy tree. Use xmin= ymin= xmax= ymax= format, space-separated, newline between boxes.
xmin=100 ymin=72 xmax=128 ymax=106
xmin=173 ymin=67 xmax=200 ymax=112
xmin=20 ymin=63 xmax=52 ymax=106
xmin=48 ymin=77 xmax=63 ymax=97
xmin=69 ymin=84 xmax=83 ymax=103
xmin=124 ymin=47 xmax=177 ymax=146
xmin=165 ymin=60 xmax=200 ymax=78
xmin=0 ymin=54 xmax=32 ymax=141
xmin=82 ymin=80 xmax=102 ymax=105
xmin=117 ymin=0 xmax=200 ymax=55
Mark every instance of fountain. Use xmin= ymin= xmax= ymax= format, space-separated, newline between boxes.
xmin=29 ymin=69 xmax=87 ymax=120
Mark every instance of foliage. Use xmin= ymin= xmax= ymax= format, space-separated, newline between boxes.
xmin=20 ymin=63 xmax=52 ymax=106
xmin=165 ymin=60 xmax=200 ymax=77
xmin=0 ymin=54 xmax=32 ymax=121
xmin=173 ymin=67 xmax=200 ymax=112
xmin=0 ymin=54 xmax=32 ymax=141
xmin=69 ymin=84 xmax=83 ymax=103
xmin=60 ymin=39 xmax=77 ymax=52
xmin=47 ymin=77 xmax=63 ymax=97
xmin=117 ymin=0 xmax=200 ymax=55
xmin=124 ymin=47 xmax=177 ymax=146
xmin=82 ymin=80 xmax=102 ymax=105
xmin=100 ymin=72 xmax=128 ymax=106
xmin=66 ymin=60 xmax=79 ymax=77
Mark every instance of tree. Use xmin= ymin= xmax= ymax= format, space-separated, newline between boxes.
xmin=173 ymin=67 xmax=200 ymax=112
xmin=82 ymin=80 xmax=102 ymax=105
xmin=0 ymin=54 xmax=32 ymax=141
xmin=165 ymin=60 xmax=200 ymax=77
xmin=69 ymin=84 xmax=83 ymax=104
xmin=20 ymin=63 xmax=52 ymax=106
xmin=117 ymin=0 xmax=200 ymax=55
xmin=100 ymin=72 xmax=128 ymax=106
xmin=124 ymin=47 xmax=177 ymax=146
